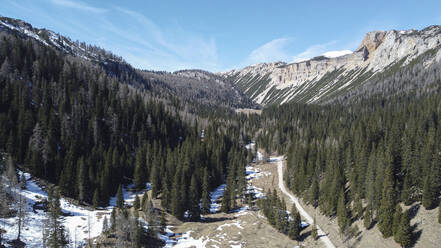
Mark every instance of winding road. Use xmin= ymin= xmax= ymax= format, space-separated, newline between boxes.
xmin=273 ymin=156 xmax=336 ymax=248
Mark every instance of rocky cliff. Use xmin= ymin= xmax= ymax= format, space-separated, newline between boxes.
xmin=221 ymin=26 xmax=441 ymax=105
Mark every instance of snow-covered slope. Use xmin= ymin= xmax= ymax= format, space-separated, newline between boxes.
xmin=0 ymin=16 xmax=122 ymax=63
xmin=221 ymin=26 xmax=441 ymax=105
xmin=0 ymin=172 xmax=150 ymax=247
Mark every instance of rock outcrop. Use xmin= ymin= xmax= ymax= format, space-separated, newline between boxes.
xmin=222 ymin=26 xmax=441 ymax=105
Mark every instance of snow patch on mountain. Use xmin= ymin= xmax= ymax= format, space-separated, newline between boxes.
xmin=322 ymin=50 xmax=353 ymax=58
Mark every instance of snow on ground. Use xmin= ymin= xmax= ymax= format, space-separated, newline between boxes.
xmin=170 ymin=231 xmax=209 ymax=248
xmin=0 ymin=171 xmax=151 ymax=247
xmin=245 ymin=141 xmax=255 ymax=150
xmin=209 ymin=184 xmax=226 ymax=213
xmin=246 ymin=165 xmax=271 ymax=181
xmin=256 ymin=151 xmax=263 ymax=161
xmin=216 ymin=220 xmax=243 ymax=231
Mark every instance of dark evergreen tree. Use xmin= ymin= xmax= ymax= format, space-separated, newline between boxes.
xmin=422 ymin=175 xmax=435 ymax=209
xmin=288 ymin=204 xmax=301 ymax=240
xmin=393 ymin=205 xmax=403 ymax=239
xmin=134 ymin=195 xmax=140 ymax=210
xmin=201 ymin=168 xmax=211 ymax=214
xmin=337 ymin=189 xmax=350 ymax=234
xmin=378 ymin=165 xmax=396 ymax=238
xmin=396 ymin=210 xmax=413 ymax=248
xmin=116 ymin=184 xmax=124 ymax=209
xmin=188 ymin=174 xmax=201 ymax=220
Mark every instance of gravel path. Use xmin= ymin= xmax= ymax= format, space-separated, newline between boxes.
xmin=273 ymin=156 xmax=336 ymax=248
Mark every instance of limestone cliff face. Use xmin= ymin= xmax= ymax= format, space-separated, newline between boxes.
xmin=222 ymin=26 xmax=441 ymax=105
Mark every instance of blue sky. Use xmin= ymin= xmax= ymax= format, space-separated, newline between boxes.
xmin=1 ymin=0 xmax=441 ymax=72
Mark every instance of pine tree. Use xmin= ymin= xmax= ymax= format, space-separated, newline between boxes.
xmin=160 ymin=210 xmax=167 ymax=233
xmin=150 ymin=158 xmax=160 ymax=199
xmin=221 ymin=185 xmax=231 ymax=213
xmin=309 ymin=175 xmax=319 ymax=208
xmin=337 ymin=190 xmax=350 ymax=234
xmin=141 ymin=192 xmax=148 ymax=211
xmin=134 ymin=195 xmax=140 ymax=210
xmin=46 ymin=187 xmax=68 ymax=248
xmin=288 ymin=204 xmax=301 ymax=240
xmin=201 ymin=168 xmax=211 ymax=214
xmin=422 ymin=175 xmax=435 ymax=209
xmin=188 ymin=174 xmax=201 ymax=220
xmin=392 ymin=205 xmax=403 ymax=239
xmin=77 ymin=157 xmax=88 ymax=203
xmin=116 ymin=184 xmax=124 ymax=209
xmin=396 ymin=210 xmax=413 ymax=248
xmin=134 ymin=148 xmax=146 ymax=191
xmin=93 ymin=188 xmax=99 ymax=209
xmin=378 ymin=165 xmax=396 ymax=238
xmin=363 ymin=204 xmax=372 ymax=229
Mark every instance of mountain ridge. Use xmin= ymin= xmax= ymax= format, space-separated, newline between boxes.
xmin=220 ymin=25 xmax=441 ymax=105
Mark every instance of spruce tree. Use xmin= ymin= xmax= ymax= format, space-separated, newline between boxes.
xmin=378 ymin=165 xmax=396 ymax=238
xmin=309 ymin=175 xmax=319 ymax=208
xmin=141 ymin=192 xmax=148 ymax=212
xmin=77 ymin=157 xmax=88 ymax=203
xmin=201 ymin=168 xmax=211 ymax=214
xmin=150 ymin=158 xmax=160 ymax=199
xmin=363 ymin=205 xmax=372 ymax=229
xmin=396 ymin=210 xmax=412 ymax=248
xmin=221 ymin=186 xmax=231 ymax=213
xmin=160 ymin=210 xmax=167 ymax=233
xmin=116 ymin=184 xmax=124 ymax=209
xmin=337 ymin=190 xmax=350 ymax=234
xmin=392 ymin=204 xmax=403 ymax=239
xmin=46 ymin=187 xmax=68 ymax=248
xmin=288 ymin=204 xmax=301 ymax=240
xmin=188 ymin=174 xmax=201 ymax=220
xmin=134 ymin=195 xmax=140 ymax=210
xmin=422 ymin=175 xmax=434 ymax=209
xmin=134 ymin=148 xmax=146 ymax=191
xmin=93 ymin=189 xmax=99 ymax=209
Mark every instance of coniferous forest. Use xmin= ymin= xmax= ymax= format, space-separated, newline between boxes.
xmin=0 ymin=30 xmax=247 ymax=216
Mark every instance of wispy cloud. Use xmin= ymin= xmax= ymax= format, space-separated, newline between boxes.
xmin=243 ymin=38 xmax=347 ymax=66
xmin=292 ymin=41 xmax=337 ymax=62
xmin=244 ymin=38 xmax=295 ymax=65
xmin=105 ymin=7 xmax=219 ymax=71
xmin=50 ymin=0 xmax=107 ymax=13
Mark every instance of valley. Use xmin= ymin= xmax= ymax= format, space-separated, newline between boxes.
xmin=1 ymin=4 xmax=441 ymax=248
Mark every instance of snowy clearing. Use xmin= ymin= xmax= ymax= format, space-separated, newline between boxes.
xmin=0 ymin=171 xmax=151 ymax=247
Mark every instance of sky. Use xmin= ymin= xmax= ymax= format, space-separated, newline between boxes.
xmin=1 ymin=0 xmax=441 ymax=72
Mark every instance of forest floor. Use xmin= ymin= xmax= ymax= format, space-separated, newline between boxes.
xmin=253 ymin=156 xmax=441 ymax=248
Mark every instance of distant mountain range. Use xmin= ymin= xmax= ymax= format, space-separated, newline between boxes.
xmin=2 ymin=16 xmax=441 ymax=108
xmin=220 ymin=26 xmax=441 ymax=105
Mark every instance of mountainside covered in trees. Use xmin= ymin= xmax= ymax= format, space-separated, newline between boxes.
xmin=221 ymin=26 xmax=441 ymax=106
xmin=0 ymin=16 xmax=255 ymax=247
xmin=0 ymin=16 xmax=255 ymax=110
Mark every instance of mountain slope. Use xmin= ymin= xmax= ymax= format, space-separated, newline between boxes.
xmin=0 ymin=16 xmax=256 ymax=110
xmin=221 ymin=26 xmax=441 ymax=105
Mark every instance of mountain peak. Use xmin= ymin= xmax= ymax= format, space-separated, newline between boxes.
xmin=357 ymin=31 xmax=387 ymax=54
